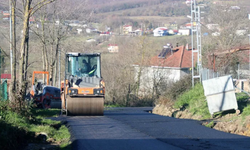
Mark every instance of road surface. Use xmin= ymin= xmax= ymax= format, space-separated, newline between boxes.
xmin=57 ymin=107 xmax=250 ymax=150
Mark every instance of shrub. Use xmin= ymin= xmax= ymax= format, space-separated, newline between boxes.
xmin=164 ymin=74 xmax=193 ymax=101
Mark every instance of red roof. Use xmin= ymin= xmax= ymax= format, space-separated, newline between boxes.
xmin=100 ymin=31 xmax=110 ymax=34
xmin=148 ymin=46 xmax=197 ymax=68
xmin=123 ymin=25 xmax=132 ymax=27
xmin=1 ymin=74 xmax=11 ymax=79
xmin=159 ymin=28 xmax=168 ymax=30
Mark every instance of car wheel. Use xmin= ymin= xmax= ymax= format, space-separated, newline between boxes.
xmin=42 ymin=99 xmax=51 ymax=109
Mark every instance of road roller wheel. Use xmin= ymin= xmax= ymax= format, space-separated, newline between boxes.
xmin=66 ymin=96 xmax=104 ymax=116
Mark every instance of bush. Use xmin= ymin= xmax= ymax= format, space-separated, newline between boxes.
xmin=164 ymin=74 xmax=193 ymax=101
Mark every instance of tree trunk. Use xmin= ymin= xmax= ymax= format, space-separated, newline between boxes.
xmin=41 ymin=13 xmax=48 ymax=83
xmin=53 ymin=58 xmax=57 ymax=86
xmin=19 ymin=0 xmax=31 ymax=96
xmin=10 ymin=0 xmax=17 ymax=101
xmin=53 ymin=34 xmax=60 ymax=86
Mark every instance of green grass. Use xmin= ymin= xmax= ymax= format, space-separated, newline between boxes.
xmin=32 ymin=108 xmax=61 ymax=118
xmin=241 ymin=105 xmax=250 ymax=118
xmin=205 ymin=121 xmax=215 ymax=128
xmin=236 ymin=93 xmax=249 ymax=102
xmin=173 ymin=83 xmax=250 ymax=121
xmin=0 ymin=102 xmax=71 ymax=150
xmin=174 ymin=83 xmax=211 ymax=119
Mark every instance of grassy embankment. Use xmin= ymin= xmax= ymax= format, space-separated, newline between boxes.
xmin=0 ymin=102 xmax=71 ymax=150
xmin=173 ymin=83 xmax=250 ymax=123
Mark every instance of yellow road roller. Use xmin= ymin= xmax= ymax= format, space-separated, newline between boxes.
xmin=61 ymin=53 xmax=105 ymax=115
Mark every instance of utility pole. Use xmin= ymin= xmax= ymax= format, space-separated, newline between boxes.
xmin=248 ymin=34 xmax=250 ymax=70
xmin=9 ymin=0 xmax=12 ymax=76
xmin=191 ymin=0 xmax=202 ymax=87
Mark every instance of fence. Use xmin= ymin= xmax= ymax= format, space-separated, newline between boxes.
xmin=201 ymin=68 xmax=250 ymax=95
xmin=201 ymin=68 xmax=225 ymax=81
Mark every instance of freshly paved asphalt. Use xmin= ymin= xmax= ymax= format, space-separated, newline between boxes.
xmin=58 ymin=107 xmax=250 ymax=150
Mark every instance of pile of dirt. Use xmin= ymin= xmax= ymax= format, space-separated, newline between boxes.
xmin=152 ymin=104 xmax=202 ymax=120
xmin=153 ymin=104 xmax=250 ymax=137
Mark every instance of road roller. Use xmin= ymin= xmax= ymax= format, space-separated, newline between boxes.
xmin=61 ymin=53 xmax=105 ymax=116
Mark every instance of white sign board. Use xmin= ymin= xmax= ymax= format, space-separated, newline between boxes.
xmin=202 ymin=75 xmax=238 ymax=115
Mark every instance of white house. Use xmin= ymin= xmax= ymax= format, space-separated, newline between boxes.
xmin=77 ymin=29 xmax=83 ymax=34
xmin=185 ymin=0 xmax=193 ymax=5
xmin=135 ymin=29 xmax=143 ymax=36
xmin=108 ymin=44 xmax=119 ymax=53
xmin=123 ymin=25 xmax=133 ymax=34
xmin=153 ymin=27 xmax=168 ymax=36
xmin=236 ymin=30 xmax=247 ymax=36
xmin=206 ymin=24 xmax=220 ymax=31
xmin=212 ymin=32 xmax=220 ymax=36
xmin=86 ymin=28 xmax=98 ymax=34
xmin=178 ymin=29 xmax=190 ymax=35
xmin=134 ymin=45 xmax=196 ymax=96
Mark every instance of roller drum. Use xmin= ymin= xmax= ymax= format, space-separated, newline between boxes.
xmin=66 ymin=96 xmax=104 ymax=116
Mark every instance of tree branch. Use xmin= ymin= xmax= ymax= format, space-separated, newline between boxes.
xmin=31 ymin=0 xmax=56 ymax=16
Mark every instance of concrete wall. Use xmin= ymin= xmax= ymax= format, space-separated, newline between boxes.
xmin=134 ymin=66 xmax=189 ymax=96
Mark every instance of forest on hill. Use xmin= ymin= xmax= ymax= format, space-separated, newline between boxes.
xmin=91 ymin=0 xmax=189 ymax=17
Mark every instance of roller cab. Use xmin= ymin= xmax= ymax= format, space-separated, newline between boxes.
xmin=61 ymin=53 xmax=105 ymax=116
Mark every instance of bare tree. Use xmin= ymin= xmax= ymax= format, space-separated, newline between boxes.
xmin=31 ymin=0 xmax=92 ymax=86
xmin=202 ymin=4 xmax=249 ymax=73
xmin=5 ymin=0 xmax=56 ymax=110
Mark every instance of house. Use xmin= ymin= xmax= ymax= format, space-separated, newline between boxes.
xmin=185 ymin=0 xmax=193 ymax=5
xmin=108 ymin=44 xmax=119 ymax=53
xmin=100 ymin=31 xmax=111 ymax=36
xmin=153 ymin=27 xmax=168 ymax=36
xmin=86 ymin=28 xmax=98 ymax=34
xmin=29 ymin=16 xmax=35 ymax=24
xmin=1 ymin=74 xmax=11 ymax=79
xmin=212 ymin=32 xmax=220 ymax=36
xmin=236 ymin=30 xmax=247 ymax=36
xmin=55 ymin=20 xmax=60 ymax=25
xmin=178 ymin=29 xmax=190 ymax=35
xmin=206 ymin=24 xmax=220 ymax=31
xmin=185 ymin=23 xmax=197 ymax=29
xmin=2 ymin=11 xmax=10 ymax=20
xmin=134 ymin=44 xmax=197 ymax=96
xmin=123 ymin=25 xmax=132 ymax=34
xmin=168 ymin=29 xmax=178 ymax=35
xmin=230 ymin=6 xmax=240 ymax=10
xmin=134 ymin=29 xmax=143 ymax=36
xmin=77 ymin=28 xmax=83 ymax=34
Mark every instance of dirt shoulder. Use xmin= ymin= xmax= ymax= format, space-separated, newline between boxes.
xmin=153 ymin=104 xmax=250 ymax=137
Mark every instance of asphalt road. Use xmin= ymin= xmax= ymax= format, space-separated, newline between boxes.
xmin=58 ymin=107 xmax=250 ymax=150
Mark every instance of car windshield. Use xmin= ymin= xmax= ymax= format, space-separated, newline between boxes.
xmin=67 ymin=55 xmax=101 ymax=78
